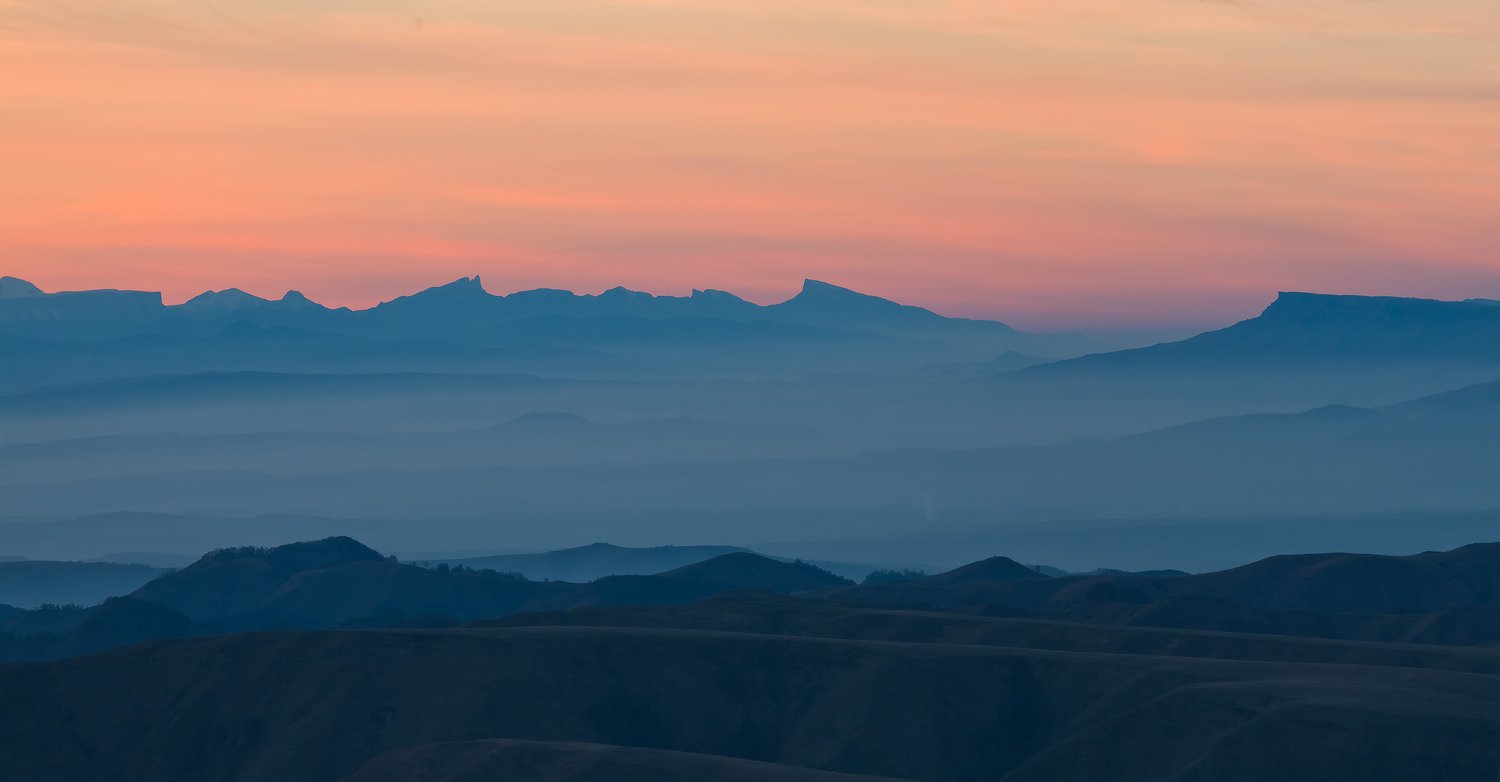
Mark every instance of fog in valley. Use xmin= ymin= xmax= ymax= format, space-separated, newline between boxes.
xmin=4 ymin=275 xmax=1499 ymax=573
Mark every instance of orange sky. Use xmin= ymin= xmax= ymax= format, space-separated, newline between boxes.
xmin=2 ymin=0 xmax=1498 ymax=328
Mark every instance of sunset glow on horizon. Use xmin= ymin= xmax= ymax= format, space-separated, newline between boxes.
xmin=3 ymin=0 xmax=1498 ymax=329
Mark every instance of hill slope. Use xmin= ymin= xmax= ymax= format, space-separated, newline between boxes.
xmin=4 ymin=625 xmax=1500 ymax=782
xmin=343 ymin=740 xmax=909 ymax=782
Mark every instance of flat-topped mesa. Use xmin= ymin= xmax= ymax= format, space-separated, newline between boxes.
xmin=0 ymin=276 xmax=160 ymax=305
xmin=1024 ymin=289 xmax=1500 ymax=376
xmin=1259 ymin=291 xmax=1500 ymax=321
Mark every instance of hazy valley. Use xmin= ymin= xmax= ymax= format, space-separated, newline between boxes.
xmin=5 ymin=275 xmax=1500 ymax=780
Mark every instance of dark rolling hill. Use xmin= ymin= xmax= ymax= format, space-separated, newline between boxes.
xmin=21 ymin=539 xmax=849 ymax=636
xmin=919 ymin=555 xmax=1048 ymax=585
xmin=654 ymin=552 xmax=853 ymax=590
xmin=0 ymin=539 xmax=862 ymax=661
xmin=6 ymin=537 xmax=1500 ymax=778
xmin=343 ymin=739 xmax=911 ymax=782
xmin=431 ymin=541 xmax=753 ymax=582
xmin=833 ymin=541 xmax=1500 ymax=618
xmin=0 ymin=511 xmax=429 ymax=563
xmin=496 ymin=590 xmax=1500 ymax=664
xmin=1166 ymin=543 xmax=1500 ymax=613
xmin=0 ymin=596 xmax=213 ymax=661
xmin=4 ymin=623 xmax=1500 ymax=782
xmin=12 ymin=536 xmax=1500 ymax=660
xmin=125 ymin=537 xmax=569 ymax=630
xmin=538 ymin=553 xmax=853 ymax=611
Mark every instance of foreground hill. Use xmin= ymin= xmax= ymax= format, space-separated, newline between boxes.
xmin=0 ymin=540 xmax=853 ymax=661
xmin=6 ymin=538 xmax=1500 ymax=778
xmin=0 ymin=597 xmax=213 ymax=660
xmin=122 ymin=538 xmax=845 ymax=632
xmin=3 ymin=624 xmax=1500 ymax=782
xmin=11 ymin=536 xmax=1500 ymax=661
xmin=343 ymin=740 xmax=909 ymax=782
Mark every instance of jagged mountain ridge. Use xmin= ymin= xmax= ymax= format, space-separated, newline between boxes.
xmin=0 ymin=275 xmax=1068 ymax=344
xmin=0 ymin=276 xmax=1100 ymax=388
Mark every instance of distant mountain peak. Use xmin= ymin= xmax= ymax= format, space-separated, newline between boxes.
xmin=180 ymin=288 xmax=268 ymax=311
xmin=435 ymin=275 xmax=489 ymax=295
xmin=689 ymin=288 xmax=745 ymax=302
xmin=412 ymin=276 xmax=490 ymax=298
xmin=199 ymin=536 xmax=386 ymax=571
xmin=661 ymin=552 xmax=853 ymax=589
xmin=374 ymin=275 xmax=494 ymax=312
xmin=766 ymin=278 xmax=1017 ymax=335
xmin=923 ymin=556 xmax=1048 ymax=584
xmin=599 ymin=286 xmax=648 ymax=300
xmin=775 ymin=280 xmax=912 ymax=312
xmin=0 ymin=276 xmax=45 ymax=299
xmin=796 ymin=279 xmax=874 ymax=300
xmin=279 ymin=290 xmax=324 ymax=309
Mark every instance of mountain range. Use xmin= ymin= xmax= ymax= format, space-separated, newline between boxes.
xmin=6 ymin=276 xmax=1500 ymax=597
xmin=0 ymin=276 xmax=1098 ymax=387
xmin=0 ymin=537 xmax=856 ymax=652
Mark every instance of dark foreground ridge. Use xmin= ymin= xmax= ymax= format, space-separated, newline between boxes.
xmin=6 ymin=537 xmax=1500 ymax=780
xmin=342 ymin=740 xmax=909 ymax=782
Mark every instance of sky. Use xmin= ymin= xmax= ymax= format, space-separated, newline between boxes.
xmin=2 ymin=0 xmax=1498 ymax=329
